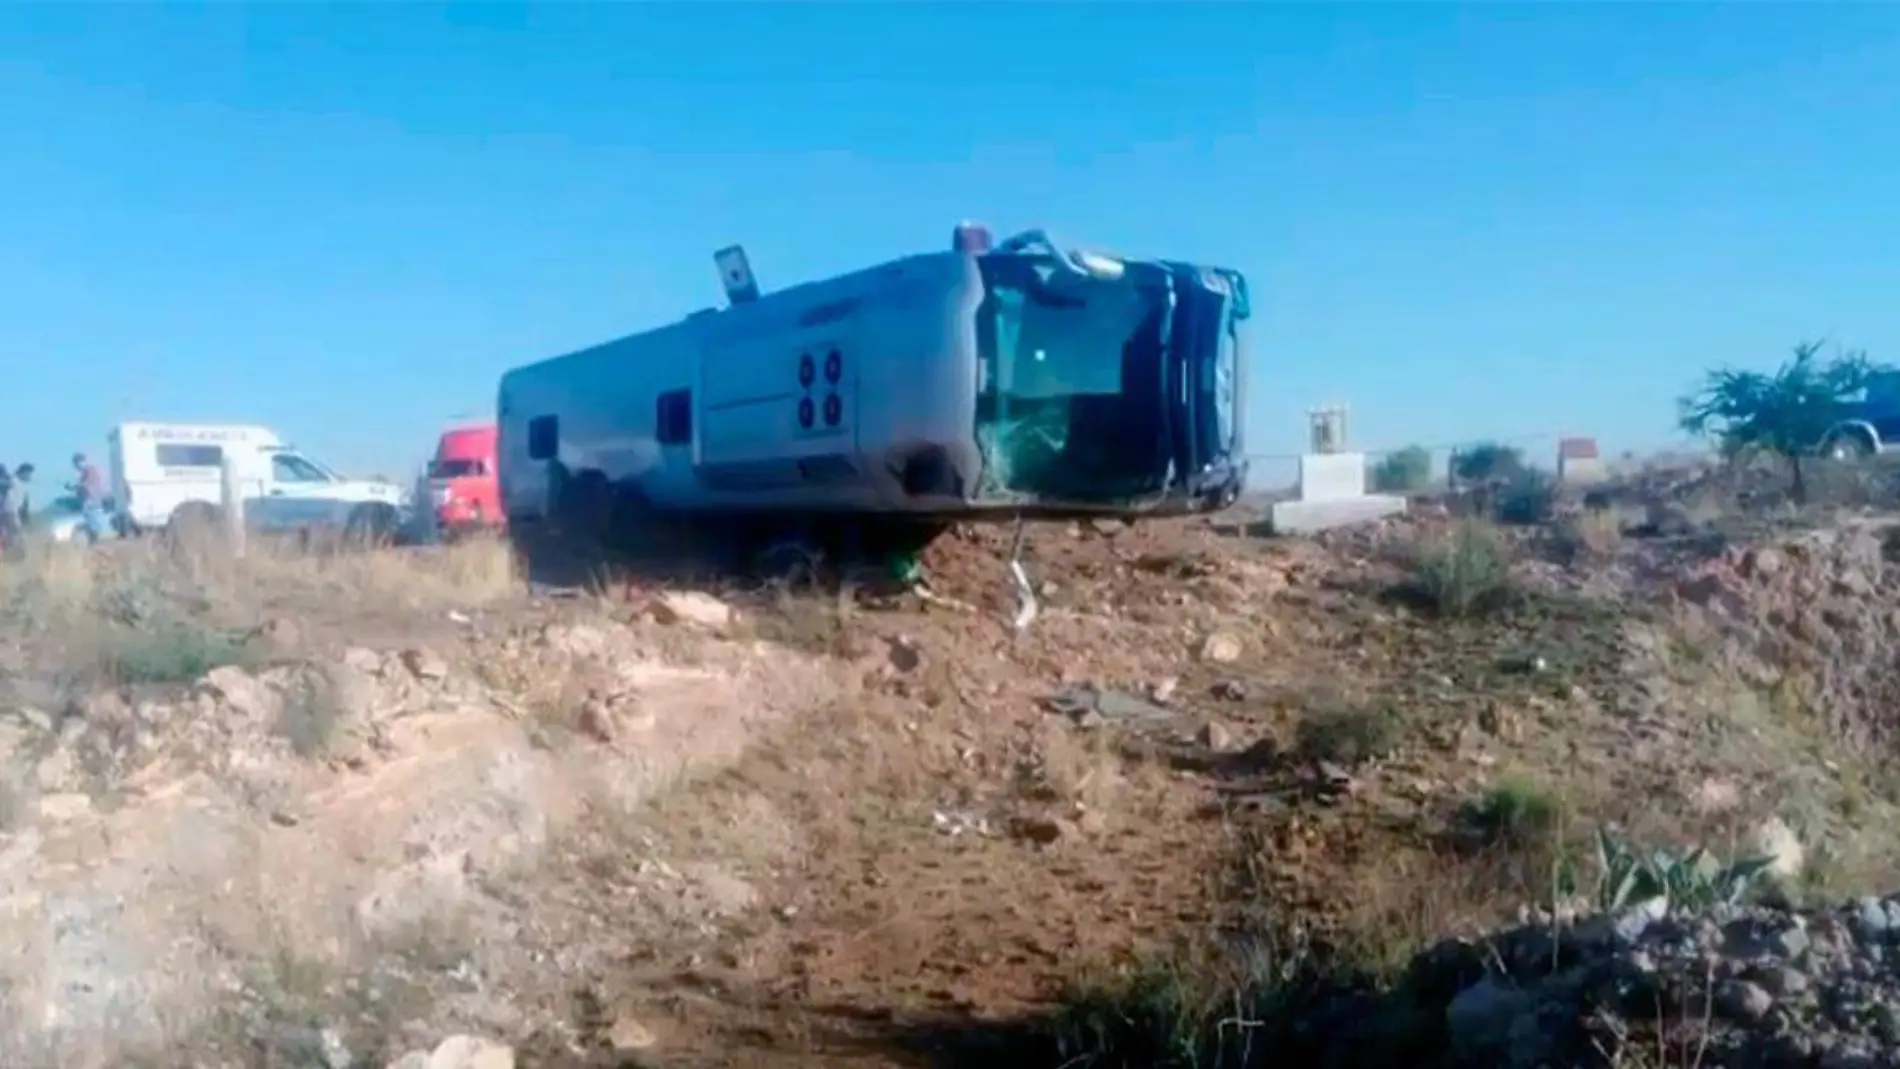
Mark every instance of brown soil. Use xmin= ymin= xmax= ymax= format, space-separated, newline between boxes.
xmin=9 ymin=493 xmax=1900 ymax=1068
xmin=505 ymin=506 xmax=1900 ymax=1067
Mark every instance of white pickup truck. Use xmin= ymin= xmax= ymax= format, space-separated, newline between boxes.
xmin=107 ymin=422 xmax=408 ymax=541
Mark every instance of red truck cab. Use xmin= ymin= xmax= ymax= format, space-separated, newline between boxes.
xmin=428 ymin=423 xmax=502 ymax=536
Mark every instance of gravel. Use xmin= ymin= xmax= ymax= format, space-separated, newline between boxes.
xmin=1414 ymin=892 xmax=1900 ymax=1068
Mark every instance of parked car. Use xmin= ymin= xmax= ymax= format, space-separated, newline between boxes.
xmin=27 ymin=494 xmax=124 ymax=544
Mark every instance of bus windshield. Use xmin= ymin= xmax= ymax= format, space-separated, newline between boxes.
xmin=974 ymin=255 xmax=1173 ymax=502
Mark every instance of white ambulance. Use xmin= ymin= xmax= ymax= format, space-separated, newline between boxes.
xmin=106 ymin=422 xmax=408 ymax=541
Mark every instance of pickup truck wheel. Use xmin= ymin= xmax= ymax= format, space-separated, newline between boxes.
xmin=1825 ymin=430 xmax=1877 ymax=461
xmin=343 ymin=503 xmax=400 ymax=549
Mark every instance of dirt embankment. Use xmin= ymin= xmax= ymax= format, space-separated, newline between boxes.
xmin=8 ymin=498 xmax=1900 ymax=1068
xmin=662 ymin=507 xmax=1900 ymax=1067
xmin=0 ymin=539 xmax=847 ymax=1068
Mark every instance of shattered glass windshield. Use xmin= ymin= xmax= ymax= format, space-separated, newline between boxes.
xmin=974 ymin=256 xmax=1172 ymax=501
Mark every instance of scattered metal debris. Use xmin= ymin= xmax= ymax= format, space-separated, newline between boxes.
xmin=1007 ymin=517 xmax=1039 ymax=636
xmin=931 ymin=809 xmax=993 ymax=837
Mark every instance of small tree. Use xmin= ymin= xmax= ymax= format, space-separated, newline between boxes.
xmin=1450 ymin=442 xmax=1525 ymax=487
xmin=1677 ymin=341 xmax=1880 ymax=503
xmin=1370 ymin=445 xmax=1433 ymax=493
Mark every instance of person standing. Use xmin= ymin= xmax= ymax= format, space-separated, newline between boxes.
xmin=13 ymin=463 xmax=33 ymax=528
xmin=70 ymin=452 xmax=108 ymax=545
xmin=0 ymin=463 xmax=21 ymax=558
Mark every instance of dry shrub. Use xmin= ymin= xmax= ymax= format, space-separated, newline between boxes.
xmin=0 ymin=539 xmax=100 ymax=626
xmin=1550 ymin=508 xmax=1624 ymax=564
xmin=1402 ymin=521 xmax=1514 ymax=617
xmin=1033 ymin=717 xmax=1131 ymax=810
xmin=101 ymin=621 xmax=252 ymax=684
xmin=0 ymin=774 xmax=28 ymax=834
xmin=745 ymin=580 xmax=858 ymax=658
xmin=1294 ymin=704 xmax=1404 ymax=766
xmin=1 ymin=541 xmax=248 ymax=683
xmin=1459 ymin=777 xmax=1565 ymax=853
xmin=273 ymin=664 xmax=354 ymax=758
xmin=1492 ymin=469 xmax=1560 ymax=526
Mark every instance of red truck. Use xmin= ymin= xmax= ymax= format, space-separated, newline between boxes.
xmin=427 ymin=423 xmax=503 ymax=537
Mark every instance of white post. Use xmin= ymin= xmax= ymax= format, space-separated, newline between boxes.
xmin=220 ymin=455 xmax=246 ymax=557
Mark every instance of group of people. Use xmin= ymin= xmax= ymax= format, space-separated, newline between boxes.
xmin=0 ymin=452 xmax=110 ymax=556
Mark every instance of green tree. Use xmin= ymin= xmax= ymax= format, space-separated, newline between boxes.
xmin=1677 ymin=341 xmax=1881 ymax=503
xmin=1449 ymin=441 xmax=1525 ymax=487
xmin=1369 ymin=445 xmax=1433 ymax=493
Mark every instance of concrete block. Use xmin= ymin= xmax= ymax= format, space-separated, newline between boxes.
xmin=1297 ymin=452 xmax=1368 ymax=503
xmin=1557 ymin=438 xmax=1607 ymax=485
xmin=1558 ymin=456 xmax=1607 ymax=485
xmin=1270 ymin=494 xmax=1406 ymax=535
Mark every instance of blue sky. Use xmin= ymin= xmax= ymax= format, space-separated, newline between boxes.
xmin=2 ymin=3 xmax=1897 ymax=484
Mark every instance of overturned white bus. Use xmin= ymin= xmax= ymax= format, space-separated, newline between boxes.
xmin=496 ymin=225 xmax=1250 ymax=558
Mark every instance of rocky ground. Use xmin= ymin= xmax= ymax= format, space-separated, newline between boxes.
xmin=4 ymin=467 xmax=1900 ymax=1068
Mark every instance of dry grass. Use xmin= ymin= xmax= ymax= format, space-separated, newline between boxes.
xmin=0 ymin=539 xmax=825 ymax=1069
xmin=0 ymin=537 xmax=101 ymax=623
xmin=1048 ymin=826 xmax=1585 ymax=1069
xmin=0 ymin=534 xmax=522 ymax=688
xmin=216 ymin=532 xmax=522 ymax=611
xmin=1292 ymin=704 xmax=1405 ymax=766
xmin=1459 ymin=776 xmax=1566 ymax=852
xmin=1032 ymin=716 xmax=1135 ymax=811
xmin=1553 ymin=508 xmax=1625 ymax=562
xmin=743 ymin=577 xmax=861 ymax=658
xmin=1403 ymin=520 xmax=1515 ymax=617
xmin=272 ymin=664 xmax=355 ymax=758
xmin=13 ymin=490 xmax=1897 ymax=1068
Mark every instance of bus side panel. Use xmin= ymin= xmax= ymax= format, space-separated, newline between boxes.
xmin=692 ymin=255 xmax=977 ymax=513
xmin=698 ymin=286 xmax=862 ymax=472
xmin=496 ymin=376 xmax=541 ymax=524
xmin=498 ymin=251 xmax=989 ymax=520
xmin=498 ymin=327 xmax=685 ymax=519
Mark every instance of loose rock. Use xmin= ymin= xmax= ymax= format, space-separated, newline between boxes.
xmin=390 ymin=1033 xmax=514 ymax=1069
xmin=200 ymin=665 xmax=277 ymax=723
xmin=248 ymin=616 xmax=304 ymax=654
xmin=650 ymin=590 xmax=733 ymax=631
xmin=37 ymin=792 xmax=93 ymax=822
xmin=1716 ymin=978 xmax=1775 ymax=1021
xmin=1197 ymin=632 xmax=1243 ymax=663
xmin=1209 ymin=678 xmax=1248 ymax=701
xmin=1007 ymin=814 xmax=1072 ymax=846
xmin=401 ymin=647 xmax=450 ymax=681
xmin=609 ymin=1014 xmax=657 ymax=1053
xmin=884 ymin=636 xmax=923 ymax=674
xmin=1198 ymin=719 xmax=1236 ymax=752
